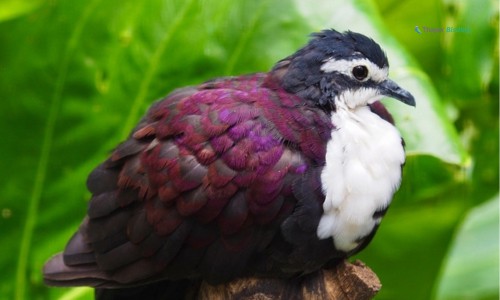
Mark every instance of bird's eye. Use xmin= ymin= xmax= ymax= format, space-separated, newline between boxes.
xmin=352 ymin=65 xmax=369 ymax=80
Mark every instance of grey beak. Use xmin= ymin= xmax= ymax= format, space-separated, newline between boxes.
xmin=380 ymin=79 xmax=416 ymax=107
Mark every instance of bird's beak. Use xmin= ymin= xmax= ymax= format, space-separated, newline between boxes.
xmin=379 ymin=79 xmax=416 ymax=107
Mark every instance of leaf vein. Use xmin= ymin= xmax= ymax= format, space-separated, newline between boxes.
xmin=14 ymin=1 xmax=101 ymax=299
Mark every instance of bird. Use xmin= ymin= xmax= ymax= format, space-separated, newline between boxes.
xmin=43 ymin=29 xmax=415 ymax=299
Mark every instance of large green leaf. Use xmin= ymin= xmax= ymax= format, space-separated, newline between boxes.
xmin=0 ymin=1 xmax=469 ymax=299
xmin=434 ymin=195 xmax=499 ymax=300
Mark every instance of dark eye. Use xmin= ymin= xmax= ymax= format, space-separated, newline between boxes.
xmin=352 ymin=65 xmax=368 ymax=80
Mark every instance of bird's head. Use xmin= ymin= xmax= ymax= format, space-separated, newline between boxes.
xmin=272 ymin=29 xmax=415 ymax=111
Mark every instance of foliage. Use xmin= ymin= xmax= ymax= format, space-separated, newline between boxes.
xmin=434 ymin=195 xmax=499 ymax=300
xmin=0 ymin=0 xmax=497 ymax=299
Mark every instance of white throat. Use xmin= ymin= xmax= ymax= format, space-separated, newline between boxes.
xmin=317 ymin=102 xmax=405 ymax=252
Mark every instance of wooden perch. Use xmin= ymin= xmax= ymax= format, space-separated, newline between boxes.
xmin=195 ymin=260 xmax=381 ymax=300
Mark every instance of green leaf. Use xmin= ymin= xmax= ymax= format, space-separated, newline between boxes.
xmin=0 ymin=0 xmax=44 ymax=22
xmin=377 ymin=0 xmax=445 ymax=76
xmin=434 ymin=195 xmax=499 ymax=300
xmin=442 ymin=0 xmax=498 ymax=98
xmin=440 ymin=0 xmax=499 ymax=205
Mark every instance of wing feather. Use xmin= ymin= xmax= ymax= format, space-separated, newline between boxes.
xmin=43 ymin=74 xmax=335 ymax=288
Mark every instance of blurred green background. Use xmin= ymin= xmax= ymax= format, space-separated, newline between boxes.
xmin=0 ymin=0 xmax=498 ymax=299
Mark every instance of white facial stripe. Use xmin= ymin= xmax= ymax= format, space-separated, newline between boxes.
xmin=320 ymin=58 xmax=388 ymax=83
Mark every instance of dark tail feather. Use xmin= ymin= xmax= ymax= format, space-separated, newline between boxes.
xmin=44 ymin=253 xmax=201 ymax=299
xmin=43 ymin=253 xmax=110 ymax=287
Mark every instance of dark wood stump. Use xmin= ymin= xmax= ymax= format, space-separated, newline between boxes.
xmin=195 ymin=260 xmax=381 ymax=300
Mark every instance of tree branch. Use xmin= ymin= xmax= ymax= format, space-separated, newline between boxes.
xmin=195 ymin=260 xmax=381 ymax=300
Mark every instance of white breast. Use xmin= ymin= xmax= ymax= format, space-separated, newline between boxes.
xmin=317 ymin=104 xmax=405 ymax=252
